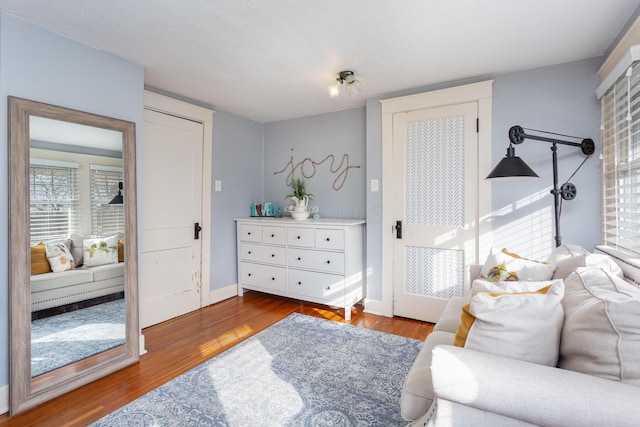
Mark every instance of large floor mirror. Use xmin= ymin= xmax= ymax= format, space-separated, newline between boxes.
xmin=9 ymin=97 xmax=139 ymax=415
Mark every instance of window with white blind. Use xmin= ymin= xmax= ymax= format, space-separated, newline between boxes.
xmin=29 ymin=159 xmax=81 ymax=244
xmin=601 ymin=61 xmax=640 ymax=253
xmin=90 ymin=164 xmax=124 ymax=236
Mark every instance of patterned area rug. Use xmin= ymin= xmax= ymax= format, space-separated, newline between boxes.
xmin=31 ymin=299 xmax=126 ymax=377
xmin=92 ymin=313 xmax=421 ymax=426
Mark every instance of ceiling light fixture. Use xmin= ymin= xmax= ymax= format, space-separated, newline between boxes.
xmin=328 ymin=70 xmax=361 ymax=98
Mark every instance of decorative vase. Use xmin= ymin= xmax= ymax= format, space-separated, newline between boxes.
xmin=290 ymin=195 xmax=309 ymax=212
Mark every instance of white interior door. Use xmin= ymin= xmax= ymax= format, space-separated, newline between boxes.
xmin=392 ymin=102 xmax=478 ymax=322
xmin=141 ymin=108 xmax=204 ymax=328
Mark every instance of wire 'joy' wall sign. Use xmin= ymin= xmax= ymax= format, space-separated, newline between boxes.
xmin=274 ymin=149 xmax=361 ymax=191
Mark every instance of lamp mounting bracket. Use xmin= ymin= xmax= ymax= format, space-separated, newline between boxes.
xmin=508 ymin=125 xmax=595 ymax=156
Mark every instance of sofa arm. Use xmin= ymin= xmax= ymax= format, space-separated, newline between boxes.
xmin=431 ymin=345 xmax=640 ymax=427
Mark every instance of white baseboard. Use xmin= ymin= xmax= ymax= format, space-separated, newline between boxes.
xmin=363 ymin=298 xmax=393 ymax=317
xmin=0 ymin=383 xmax=8 ymax=415
xmin=140 ymin=333 xmax=147 ymax=355
xmin=209 ymin=284 xmax=238 ymax=305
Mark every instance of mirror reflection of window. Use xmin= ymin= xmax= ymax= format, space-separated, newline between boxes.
xmin=90 ymin=165 xmax=124 ymax=235
xmin=29 ymin=159 xmax=81 ymax=244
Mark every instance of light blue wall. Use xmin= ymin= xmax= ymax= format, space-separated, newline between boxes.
xmin=263 ymin=108 xmax=366 ymax=219
xmin=0 ymin=13 xmax=144 ymax=391
xmin=490 ymin=57 xmax=602 ymax=257
xmin=211 ymin=110 xmax=263 ymax=289
xmin=364 ymin=57 xmax=602 ymax=301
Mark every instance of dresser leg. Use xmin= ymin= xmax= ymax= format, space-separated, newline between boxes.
xmin=345 ymin=306 xmax=352 ymax=321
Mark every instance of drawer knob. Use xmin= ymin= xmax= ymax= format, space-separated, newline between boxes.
xmin=272 ymin=254 xmax=275 ymax=257
xmin=325 ymin=286 xmax=331 ymax=291
xmin=297 ymin=281 xmax=302 ymax=285
xmin=248 ymin=232 xmax=251 ymax=235
xmin=272 ymin=277 xmax=275 ymax=281
xmin=326 ymin=260 xmax=331 ymax=264
xmin=248 ymin=251 xmax=252 ymax=254
xmin=271 ymin=234 xmax=275 ymax=237
xmin=297 ymin=257 xmax=301 ymax=261
xmin=326 ymin=238 xmax=330 ymax=242
xmin=248 ymin=273 xmax=251 ymax=277
xmin=297 ymin=235 xmax=301 ymax=239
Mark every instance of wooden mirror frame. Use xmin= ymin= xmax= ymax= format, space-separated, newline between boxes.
xmin=8 ymin=96 xmax=139 ymax=415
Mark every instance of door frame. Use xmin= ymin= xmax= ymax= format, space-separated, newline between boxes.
xmin=378 ymin=81 xmax=494 ymax=318
xmin=143 ymin=90 xmax=214 ymax=308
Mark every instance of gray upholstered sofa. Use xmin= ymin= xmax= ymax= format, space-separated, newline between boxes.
xmin=31 ymin=262 xmax=124 ymax=312
xmin=30 ymin=233 xmax=125 ymax=312
xmin=401 ymin=245 xmax=640 ymax=426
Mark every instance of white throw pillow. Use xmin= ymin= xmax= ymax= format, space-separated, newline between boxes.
xmin=560 ymin=267 xmax=640 ymax=385
xmin=45 ymin=241 xmax=75 ymax=272
xmin=480 ymin=247 xmax=556 ymax=282
xmin=455 ymin=279 xmax=564 ymax=366
xmin=83 ymin=236 xmax=119 ymax=267
xmin=470 ymin=278 xmax=558 ymax=297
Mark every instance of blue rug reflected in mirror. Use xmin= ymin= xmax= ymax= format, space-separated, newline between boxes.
xmin=92 ymin=313 xmax=421 ymax=426
xmin=31 ymin=298 xmax=126 ymax=377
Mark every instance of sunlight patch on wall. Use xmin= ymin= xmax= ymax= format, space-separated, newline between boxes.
xmin=492 ymin=188 xmax=554 ymax=260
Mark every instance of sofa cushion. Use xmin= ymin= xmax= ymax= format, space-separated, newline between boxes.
xmin=433 ymin=296 xmax=467 ymax=334
xmin=400 ymin=331 xmax=455 ymax=421
xmin=560 ymin=267 xmax=640 ymax=385
xmin=454 ymin=280 xmax=564 ymax=366
xmin=546 ymin=244 xmax=589 ymax=265
xmin=481 ymin=247 xmax=555 ymax=282
xmin=91 ymin=262 xmax=125 ymax=281
xmin=30 ymin=242 xmax=51 ymax=275
xmin=549 ymin=249 xmax=623 ymax=280
xmin=30 ymin=269 xmax=94 ymax=292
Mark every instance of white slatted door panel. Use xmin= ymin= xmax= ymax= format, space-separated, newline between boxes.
xmin=393 ymin=102 xmax=477 ymax=322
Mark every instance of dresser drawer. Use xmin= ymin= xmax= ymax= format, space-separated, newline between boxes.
xmin=239 ymin=243 xmax=285 ymax=265
xmin=239 ymin=262 xmax=286 ymax=292
xmin=287 ymin=248 xmax=345 ymax=274
xmin=239 ymin=224 xmax=262 ymax=243
xmin=288 ymin=269 xmax=344 ymax=302
xmin=262 ymin=226 xmax=286 ymax=245
xmin=287 ymin=227 xmax=315 ymax=248
xmin=315 ymin=229 xmax=345 ymax=250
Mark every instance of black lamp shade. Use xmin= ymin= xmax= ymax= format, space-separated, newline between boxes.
xmin=486 ymin=146 xmax=539 ymax=179
xmin=109 ymin=182 xmax=124 ymax=205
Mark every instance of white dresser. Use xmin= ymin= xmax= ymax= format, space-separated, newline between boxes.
xmin=235 ymin=218 xmax=365 ymax=320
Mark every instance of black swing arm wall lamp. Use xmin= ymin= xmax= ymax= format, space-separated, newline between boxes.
xmin=487 ymin=125 xmax=595 ymax=247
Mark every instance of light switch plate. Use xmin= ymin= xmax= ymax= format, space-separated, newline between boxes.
xmin=371 ymin=179 xmax=379 ymax=192
xmin=215 ymin=180 xmax=222 ymax=192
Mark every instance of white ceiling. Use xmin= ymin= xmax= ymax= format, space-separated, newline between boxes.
xmin=1 ymin=0 xmax=639 ymax=123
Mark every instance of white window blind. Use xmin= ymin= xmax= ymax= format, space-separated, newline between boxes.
xmin=601 ymin=61 xmax=640 ymax=253
xmin=90 ymin=164 xmax=124 ymax=236
xmin=29 ymin=159 xmax=81 ymax=244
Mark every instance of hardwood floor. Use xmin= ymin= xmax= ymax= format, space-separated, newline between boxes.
xmin=0 ymin=291 xmax=433 ymax=426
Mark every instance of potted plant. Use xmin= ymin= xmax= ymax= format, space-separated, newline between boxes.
xmin=286 ymin=177 xmax=314 ymax=212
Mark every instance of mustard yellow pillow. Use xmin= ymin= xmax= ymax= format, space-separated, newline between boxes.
xmin=30 ymin=242 xmax=51 ymax=275
xmin=454 ymin=280 xmax=564 ymax=366
xmin=118 ymin=239 xmax=125 ymax=263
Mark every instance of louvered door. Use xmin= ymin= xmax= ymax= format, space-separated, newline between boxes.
xmin=392 ymin=102 xmax=478 ymax=322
